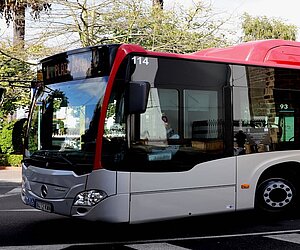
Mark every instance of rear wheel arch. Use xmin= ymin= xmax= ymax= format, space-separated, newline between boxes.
xmin=255 ymin=162 xmax=300 ymax=213
xmin=257 ymin=162 xmax=300 ymax=185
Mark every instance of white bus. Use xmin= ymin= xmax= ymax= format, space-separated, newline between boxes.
xmin=22 ymin=39 xmax=300 ymax=223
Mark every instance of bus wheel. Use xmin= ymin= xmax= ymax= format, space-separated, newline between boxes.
xmin=255 ymin=178 xmax=296 ymax=213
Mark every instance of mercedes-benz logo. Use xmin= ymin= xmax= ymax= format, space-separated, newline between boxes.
xmin=41 ymin=184 xmax=48 ymax=198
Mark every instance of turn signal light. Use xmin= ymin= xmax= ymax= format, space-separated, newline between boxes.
xmin=241 ymin=184 xmax=250 ymax=189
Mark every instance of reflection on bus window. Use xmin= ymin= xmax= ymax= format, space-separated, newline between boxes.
xmin=140 ymin=88 xmax=179 ymax=144
xmin=232 ymin=66 xmax=300 ymax=154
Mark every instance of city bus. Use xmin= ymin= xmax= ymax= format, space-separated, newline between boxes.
xmin=21 ymin=39 xmax=300 ymax=223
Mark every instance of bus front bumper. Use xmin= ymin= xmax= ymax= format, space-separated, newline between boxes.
xmin=21 ymin=186 xmax=130 ymax=223
xmin=21 ymin=187 xmax=73 ymax=216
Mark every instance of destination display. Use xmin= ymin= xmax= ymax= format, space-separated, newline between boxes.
xmin=40 ymin=45 xmax=118 ymax=85
xmin=41 ymin=51 xmax=91 ymax=84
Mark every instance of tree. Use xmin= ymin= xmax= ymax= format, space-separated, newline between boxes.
xmin=153 ymin=0 xmax=163 ymax=9
xmin=0 ymin=0 xmax=51 ymax=47
xmin=32 ymin=0 xmax=112 ymax=48
xmin=102 ymin=0 xmax=231 ymax=53
xmin=0 ymin=43 xmax=43 ymax=159
xmin=241 ymin=13 xmax=297 ymax=42
xmin=32 ymin=0 xmax=231 ymax=53
xmin=0 ymin=39 xmax=54 ymax=120
xmin=0 ymin=1 xmax=53 ymax=114
xmin=0 ymin=45 xmax=33 ymax=118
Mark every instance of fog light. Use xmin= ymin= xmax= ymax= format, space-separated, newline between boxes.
xmin=74 ymin=190 xmax=107 ymax=206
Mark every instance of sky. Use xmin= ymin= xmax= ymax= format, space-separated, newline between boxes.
xmin=165 ymin=0 xmax=300 ymax=40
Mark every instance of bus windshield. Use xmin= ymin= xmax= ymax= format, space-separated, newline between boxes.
xmin=26 ymin=77 xmax=108 ymax=174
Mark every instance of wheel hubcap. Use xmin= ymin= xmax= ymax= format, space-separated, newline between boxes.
xmin=263 ymin=180 xmax=293 ymax=208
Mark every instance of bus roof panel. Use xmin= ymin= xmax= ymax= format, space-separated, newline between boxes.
xmin=192 ymin=39 xmax=300 ymax=68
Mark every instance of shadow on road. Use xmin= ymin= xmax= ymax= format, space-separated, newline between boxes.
xmin=3 ymin=209 xmax=298 ymax=247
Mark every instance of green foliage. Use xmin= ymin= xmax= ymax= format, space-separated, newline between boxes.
xmin=0 ymin=43 xmax=50 ymax=163
xmin=241 ymin=13 xmax=297 ymax=42
xmin=7 ymin=154 xmax=22 ymax=166
xmin=106 ymin=103 xmax=116 ymax=119
xmin=0 ymin=45 xmax=34 ymax=118
xmin=0 ymin=118 xmax=26 ymax=155
xmin=0 ymin=42 xmax=54 ymax=122
xmin=0 ymin=154 xmax=22 ymax=166
xmin=0 ymin=121 xmax=15 ymax=154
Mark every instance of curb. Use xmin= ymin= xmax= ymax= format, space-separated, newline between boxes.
xmin=0 ymin=166 xmax=21 ymax=170
xmin=0 ymin=181 xmax=21 ymax=186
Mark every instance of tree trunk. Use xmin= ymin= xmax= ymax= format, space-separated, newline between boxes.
xmin=153 ymin=0 xmax=163 ymax=9
xmin=13 ymin=5 xmax=25 ymax=48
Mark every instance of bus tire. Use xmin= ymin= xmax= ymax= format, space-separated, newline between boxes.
xmin=255 ymin=177 xmax=297 ymax=214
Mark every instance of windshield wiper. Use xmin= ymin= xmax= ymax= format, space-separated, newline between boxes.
xmin=56 ymin=153 xmax=74 ymax=166
xmin=30 ymin=150 xmax=74 ymax=167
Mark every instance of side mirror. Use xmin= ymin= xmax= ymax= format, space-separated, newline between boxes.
xmin=0 ymin=86 xmax=6 ymax=105
xmin=125 ymin=81 xmax=150 ymax=114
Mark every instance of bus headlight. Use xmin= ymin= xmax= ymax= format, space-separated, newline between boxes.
xmin=74 ymin=190 xmax=107 ymax=206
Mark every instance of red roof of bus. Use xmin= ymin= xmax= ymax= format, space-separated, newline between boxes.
xmin=192 ymin=39 xmax=300 ymax=67
xmin=122 ymin=39 xmax=300 ymax=69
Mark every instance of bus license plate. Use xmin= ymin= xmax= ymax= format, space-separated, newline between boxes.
xmin=35 ymin=200 xmax=52 ymax=213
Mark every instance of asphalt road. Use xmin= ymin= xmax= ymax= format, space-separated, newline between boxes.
xmin=2 ymin=172 xmax=300 ymax=249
